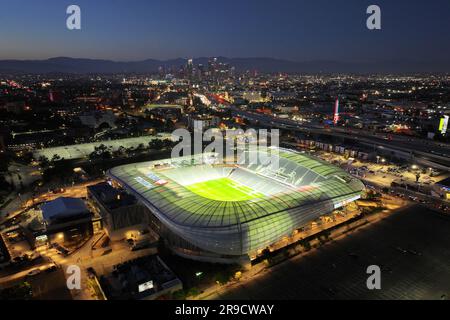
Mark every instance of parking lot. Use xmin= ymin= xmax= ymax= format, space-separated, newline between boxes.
xmin=314 ymin=150 xmax=449 ymax=212
xmin=316 ymin=150 xmax=445 ymax=187
xmin=211 ymin=205 xmax=450 ymax=300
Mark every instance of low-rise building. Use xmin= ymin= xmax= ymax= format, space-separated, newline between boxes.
xmin=36 ymin=197 xmax=95 ymax=247
xmin=0 ymin=233 xmax=11 ymax=268
xmin=87 ymin=182 xmax=150 ymax=241
xmin=433 ymin=177 xmax=450 ymax=200
xmin=99 ymin=255 xmax=182 ymax=300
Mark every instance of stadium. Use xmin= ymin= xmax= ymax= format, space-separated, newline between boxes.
xmin=107 ymin=148 xmax=365 ymax=263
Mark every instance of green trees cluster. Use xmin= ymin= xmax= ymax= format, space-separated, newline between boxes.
xmin=39 ymin=155 xmax=73 ymax=183
xmin=0 ymin=282 xmax=33 ymax=300
xmin=87 ymin=138 xmax=175 ymax=161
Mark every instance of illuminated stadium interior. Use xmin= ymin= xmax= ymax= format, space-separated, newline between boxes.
xmin=185 ymin=178 xmax=264 ymax=202
xmin=107 ymin=148 xmax=365 ymax=262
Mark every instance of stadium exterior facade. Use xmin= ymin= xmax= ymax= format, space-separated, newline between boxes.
xmin=107 ymin=148 xmax=365 ymax=263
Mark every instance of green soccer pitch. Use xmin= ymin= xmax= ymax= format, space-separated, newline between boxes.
xmin=185 ymin=178 xmax=264 ymax=201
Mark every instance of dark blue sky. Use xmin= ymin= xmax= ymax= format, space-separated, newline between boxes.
xmin=1 ymin=0 xmax=449 ymax=62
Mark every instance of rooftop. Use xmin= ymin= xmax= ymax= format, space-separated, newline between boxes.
xmin=108 ymin=148 xmax=365 ymax=229
xmin=88 ymin=182 xmax=137 ymax=210
xmin=41 ymin=197 xmax=89 ymax=222
xmin=100 ymin=255 xmax=181 ymax=300
xmin=436 ymin=177 xmax=450 ymax=188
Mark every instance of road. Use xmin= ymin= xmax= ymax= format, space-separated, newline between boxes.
xmin=3 ymin=162 xmax=41 ymax=189
xmin=232 ymin=107 xmax=450 ymax=169
xmin=0 ymin=261 xmax=55 ymax=287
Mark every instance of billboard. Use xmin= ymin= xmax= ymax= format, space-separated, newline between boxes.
xmin=138 ymin=280 xmax=154 ymax=293
xmin=439 ymin=115 xmax=449 ymax=134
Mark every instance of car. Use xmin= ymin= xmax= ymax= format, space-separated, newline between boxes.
xmin=26 ymin=268 xmax=42 ymax=277
xmin=407 ymin=249 xmax=422 ymax=256
xmin=44 ymin=266 xmax=57 ymax=273
xmin=52 ymin=188 xmax=65 ymax=194
xmin=395 ymin=247 xmax=408 ymax=254
xmin=348 ymin=253 xmax=359 ymax=259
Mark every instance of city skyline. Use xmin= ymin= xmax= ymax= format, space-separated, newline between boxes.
xmin=1 ymin=0 xmax=450 ymax=64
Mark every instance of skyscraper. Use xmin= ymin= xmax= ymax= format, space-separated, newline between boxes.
xmin=333 ymin=97 xmax=340 ymax=125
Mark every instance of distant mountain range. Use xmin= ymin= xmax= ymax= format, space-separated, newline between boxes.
xmin=0 ymin=56 xmax=449 ymax=74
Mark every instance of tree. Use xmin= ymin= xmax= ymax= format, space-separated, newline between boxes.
xmin=43 ymin=158 xmax=73 ymax=183
xmin=113 ymin=146 xmax=126 ymax=158
xmin=38 ymin=156 xmax=50 ymax=169
xmin=163 ymin=139 xmax=175 ymax=149
xmin=0 ymin=282 xmax=33 ymax=300
xmin=89 ymin=144 xmax=112 ymax=161
xmin=0 ymin=175 xmax=11 ymax=191
xmin=0 ymin=153 xmax=12 ymax=172
xmin=149 ymin=139 xmax=164 ymax=150
xmin=214 ymin=272 xmax=231 ymax=285
xmin=51 ymin=154 xmax=61 ymax=162
xmin=135 ymin=143 xmax=145 ymax=152
xmin=186 ymin=287 xmax=201 ymax=297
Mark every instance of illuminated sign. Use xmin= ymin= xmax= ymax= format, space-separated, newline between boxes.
xmin=138 ymin=280 xmax=154 ymax=293
xmin=439 ymin=115 xmax=449 ymax=134
xmin=297 ymin=185 xmax=316 ymax=192
xmin=134 ymin=177 xmax=155 ymax=190
xmin=333 ymin=98 xmax=340 ymax=125
xmin=146 ymin=173 xmax=168 ymax=186
xmin=35 ymin=235 xmax=48 ymax=242
xmin=334 ymin=195 xmax=361 ymax=209
xmin=155 ymin=179 xmax=168 ymax=186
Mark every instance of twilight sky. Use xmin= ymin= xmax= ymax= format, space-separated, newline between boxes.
xmin=0 ymin=0 xmax=449 ymax=62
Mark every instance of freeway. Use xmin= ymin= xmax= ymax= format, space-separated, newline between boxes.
xmin=231 ymin=107 xmax=450 ymax=170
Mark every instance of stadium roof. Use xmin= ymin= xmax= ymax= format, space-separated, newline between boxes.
xmin=108 ymin=149 xmax=365 ymax=229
